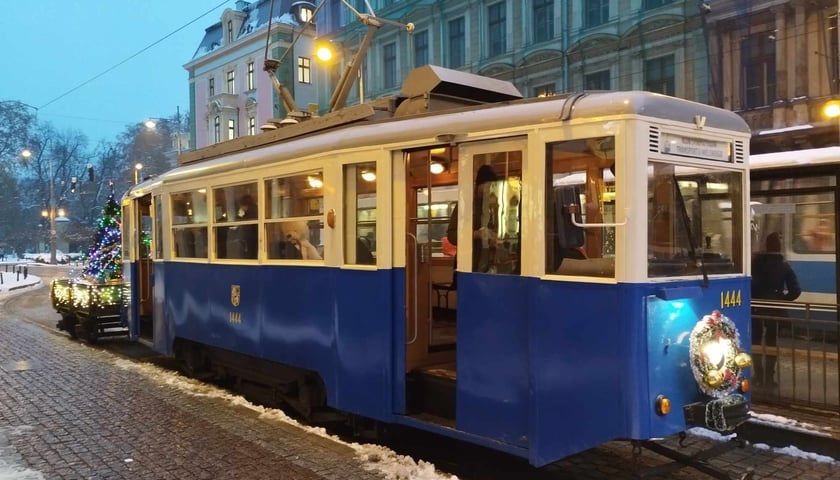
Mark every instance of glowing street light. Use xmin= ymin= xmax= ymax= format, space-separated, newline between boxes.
xmin=823 ymin=100 xmax=840 ymax=145
xmin=134 ymin=163 xmax=143 ymax=185
xmin=144 ymin=107 xmax=184 ymax=155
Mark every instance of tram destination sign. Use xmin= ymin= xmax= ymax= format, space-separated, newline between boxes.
xmin=661 ymin=134 xmax=730 ymax=162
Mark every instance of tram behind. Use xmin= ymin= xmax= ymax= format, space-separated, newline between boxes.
xmin=750 ymin=147 xmax=839 ymax=306
xmin=121 ymin=66 xmax=752 ymax=466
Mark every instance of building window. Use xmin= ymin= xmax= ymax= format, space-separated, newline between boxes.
xmin=214 ymin=115 xmax=221 ymax=143
xmin=643 ymin=0 xmax=673 ymax=9
xmin=584 ymin=0 xmax=609 ymax=28
xmin=645 ymin=55 xmax=675 ymax=96
xmin=414 ymin=30 xmax=428 ymax=68
xmin=533 ymin=0 xmax=553 ymax=43
xmin=228 ymin=118 xmax=236 ymax=140
xmin=535 ymin=83 xmax=555 ymax=97
xmin=488 ymin=2 xmax=506 ymax=57
xmin=249 ymin=116 xmax=256 ymax=136
xmin=247 ymin=62 xmax=255 ymax=90
xmin=448 ymin=17 xmax=466 ymax=68
xmin=741 ymin=33 xmax=776 ymax=109
xmin=209 ymin=77 xmax=215 ymax=97
xmin=585 ymin=70 xmax=611 ymax=90
xmin=226 ymin=70 xmax=235 ymax=94
xmin=227 ymin=20 xmax=234 ymax=43
xmin=383 ymin=42 xmax=397 ymax=89
xmin=298 ymin=57 xmax=311 ymax=84
xmin=297 ymin=5 xmax=313 ymax=23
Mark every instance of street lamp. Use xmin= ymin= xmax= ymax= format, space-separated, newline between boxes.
xmin=316 ymin=44 xmax=364 ymax=105
xmin=134 ymin=163 xmax=143 ymax=185
xmin=823 ymin=100 xmax=840 ymax=145
xmin=144 ymin=106 xmax=184 ymax=155
xmin=22 ymin=140 xmax=60 ymax=265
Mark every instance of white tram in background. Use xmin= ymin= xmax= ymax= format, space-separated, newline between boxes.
xmin=120 ymin=66 xmax=753 ymax=467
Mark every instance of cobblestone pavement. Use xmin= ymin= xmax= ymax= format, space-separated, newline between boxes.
xmin=1 ymin=280 xmax=839 ymax=479
xmin=0 ymin=296 xmax=386 ymax=480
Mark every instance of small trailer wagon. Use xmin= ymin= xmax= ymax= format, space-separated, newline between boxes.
xmin=50 ymin=278 xmax=129 ymax=342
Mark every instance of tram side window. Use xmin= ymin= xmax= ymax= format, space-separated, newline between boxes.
xmin=648 ymin=162 xmax=743 ymax=277
xmin=751 ymin=175 xmax=835 ymax=255
xmin=171 ymin=189 xmax=208 ymax=259
xmin=470 ymin=152 xmax=522 ymax=275
xmin=264 ymin=172 xmax=324 ymax=260
xmin=213 ymin=182 xmax=258 ymax=260
xmin=545 ymin=137 xmax=616 ymax=278
xmin=344 ymin=162 xmax=376 ymax=265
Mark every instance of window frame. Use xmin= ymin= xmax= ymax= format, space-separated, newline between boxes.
xmin=448 ymin=17 xmax=466 ymax=69
xmin=584 ymin=0 xmax=609 ymax=29
xmin=487 ymin=2 xmax=506 ymax=57
xmin=383 ymin=42 xmax=397 ymax=89
xmin=533 ymin=0 xmax=554 ymax=44
xmin=298 ymin=56 xmax=312 ymax=84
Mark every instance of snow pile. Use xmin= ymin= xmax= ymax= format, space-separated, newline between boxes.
xmin=115 ymin=360 xmax=457 ymax=479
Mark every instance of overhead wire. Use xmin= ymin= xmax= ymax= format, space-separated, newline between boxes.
xmin=36 ymin=0 xmax=229 ymax=111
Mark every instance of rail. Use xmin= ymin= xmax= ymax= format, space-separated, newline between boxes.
xmin=750 ymin=300 xmax=839 ymax=414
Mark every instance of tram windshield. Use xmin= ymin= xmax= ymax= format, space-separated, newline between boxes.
xmin=648 ymin=162 xmax=744 ymax=278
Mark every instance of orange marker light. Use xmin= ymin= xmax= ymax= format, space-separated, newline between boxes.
xmin=656 ymin=395 xmax=671 ymax=415
xmin=740 ymin=379 xmax=750 ymax=393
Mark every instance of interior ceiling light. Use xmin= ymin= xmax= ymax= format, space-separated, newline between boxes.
xmin=430 ymin=162 xmax=446 ymax=175
xmin=361 ymin=170 xmax=376 ymax=182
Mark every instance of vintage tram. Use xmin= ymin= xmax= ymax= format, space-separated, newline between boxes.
xmin=119 ymin=66 xmax=752 ymax=467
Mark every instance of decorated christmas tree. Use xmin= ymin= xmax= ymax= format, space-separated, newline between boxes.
xmin=82 ymin=191 xmax=122 ymax=282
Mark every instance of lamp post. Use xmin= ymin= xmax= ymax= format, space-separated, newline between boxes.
xmin=134 ymin=163 xmax=143 ymax=185
xmin=144 ymin=106 xmax=183 ymax=155
xmin=22 ymin=140 xmax=60 ymax=265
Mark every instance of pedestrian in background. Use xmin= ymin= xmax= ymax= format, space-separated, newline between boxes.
xmin=751 ymin=232 xmax=801 ymax=387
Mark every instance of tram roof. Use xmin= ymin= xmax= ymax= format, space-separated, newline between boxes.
xmin=751 ymin=146 xmax=840 ymax=170
xmin=154 ymin=67 xmax=748 ymax=188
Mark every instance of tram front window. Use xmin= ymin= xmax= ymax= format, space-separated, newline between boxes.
xmin=648 ymin=162 xmax=743 ymax=277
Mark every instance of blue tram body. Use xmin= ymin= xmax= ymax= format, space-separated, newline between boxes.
xmin=121 ymin=66 xmax=753 ymax=467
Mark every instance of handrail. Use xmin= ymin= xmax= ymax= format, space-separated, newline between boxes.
xmin=406 ymin=232 xmax=419 ymax=344
xmin=569 ymin=208 xmax=629 ymax=228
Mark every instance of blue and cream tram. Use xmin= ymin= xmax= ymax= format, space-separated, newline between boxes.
xmin=122 ymin=66 xmax=753 ymax=466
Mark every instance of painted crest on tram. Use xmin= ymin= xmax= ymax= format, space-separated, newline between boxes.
xmin=231 ymin=285 xmax=241 ymax=307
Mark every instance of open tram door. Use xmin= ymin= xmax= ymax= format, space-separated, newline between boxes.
xmin=126 ymin=192 xmax=155 ymax=340
xmin=404 ymin=138 xmax=525 ymax=426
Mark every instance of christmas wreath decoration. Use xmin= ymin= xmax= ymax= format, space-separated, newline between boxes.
xmin=688 ymin=310 xmax=752 ymax=398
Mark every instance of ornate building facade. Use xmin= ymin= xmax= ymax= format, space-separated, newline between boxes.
xmin=184 ymin=0 xmax=318 ymax=150
xmin=186 ymin=0 xmax=840 ymax=153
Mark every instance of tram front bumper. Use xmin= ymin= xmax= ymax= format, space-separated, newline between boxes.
xmin=683 ymin=394 xmax=749 ymax=432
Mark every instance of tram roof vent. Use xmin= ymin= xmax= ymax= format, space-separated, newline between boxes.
xmin=394 ymin=65 xmax=523 ymax=117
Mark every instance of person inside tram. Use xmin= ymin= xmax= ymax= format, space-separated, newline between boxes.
xmin=446 ymin=165 xmax=499 ymax=279
xmin=282 ymin=221 xmax=321 ymax=260
xmin=751 ymin=232 xmax=801 ymax=387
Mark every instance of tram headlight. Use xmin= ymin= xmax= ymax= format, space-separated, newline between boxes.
xmin=688 ymin=310 xmax=752 ymax=398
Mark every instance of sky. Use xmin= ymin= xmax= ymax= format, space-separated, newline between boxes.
xmin=0 ymin=1 xmax=235 ymax=146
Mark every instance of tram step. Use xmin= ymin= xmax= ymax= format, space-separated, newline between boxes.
xmin=407 ymin=369 xmax=456 ymax=419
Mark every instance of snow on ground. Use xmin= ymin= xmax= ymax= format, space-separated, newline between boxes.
xmin=0 ymin=426 xmax=46 ymax=480
xmin=688 ymin=419 xmax=839 ymax=465
xmin=114 ymin=359 xmax=458 ymax=480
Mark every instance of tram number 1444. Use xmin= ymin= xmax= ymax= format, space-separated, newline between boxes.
xmin=720 ymin=290 xmax=742 ymax=309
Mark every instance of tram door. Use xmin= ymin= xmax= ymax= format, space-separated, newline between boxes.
xmin=133 ymin=193 xmax=155 ymax=339
xmin=405 ymin=146 xmax=459 ymax=374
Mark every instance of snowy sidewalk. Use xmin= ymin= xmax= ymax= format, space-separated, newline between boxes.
xmin=0 ymin=263 xmax=41 ymax=293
